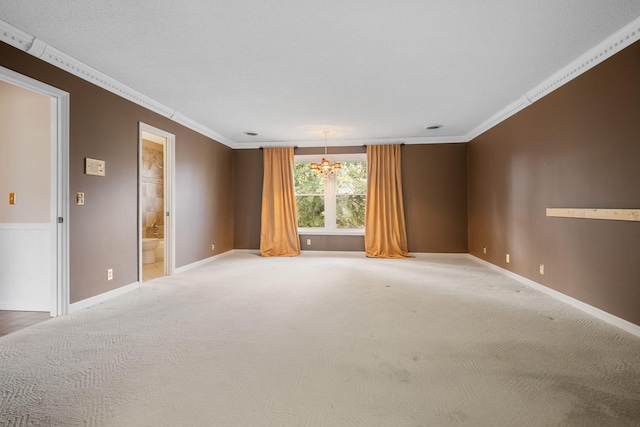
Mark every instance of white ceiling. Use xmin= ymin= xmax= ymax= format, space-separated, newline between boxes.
xmin=1 ymin=1 xmax=639 ymax=148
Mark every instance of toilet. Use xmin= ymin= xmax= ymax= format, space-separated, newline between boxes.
xmin=142 ymin=238 xmax=159 ymax=264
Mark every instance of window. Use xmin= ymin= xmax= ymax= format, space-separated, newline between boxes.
xmin=294 ymin=154 xmax=366 ymax=234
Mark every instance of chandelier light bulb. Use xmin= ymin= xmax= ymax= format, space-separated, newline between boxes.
xmin=311 ymin=131 xmax=341 ymax=179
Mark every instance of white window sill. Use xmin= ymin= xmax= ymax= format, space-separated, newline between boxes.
xmin=298 ymin=230 xmax=364 ymax=236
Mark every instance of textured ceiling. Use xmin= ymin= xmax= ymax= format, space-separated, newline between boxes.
xmin=1 ymin=1 xmax=639 ymax=147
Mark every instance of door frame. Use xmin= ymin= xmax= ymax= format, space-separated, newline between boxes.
xmin=138 ymin=122 xmax=176 ymax=282
xmin=0 ymin=66 xmax=70 ymax=316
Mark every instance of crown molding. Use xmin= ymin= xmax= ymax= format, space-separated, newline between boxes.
xmin=2 ymin=16 xmax=639 ymax=149
xmin=171 ymin=113 xmax=236 ymax=148
xmin=40 ymin=45 xmax=176 ymax=118
xmin=26 ymin=37 xmax=47 ymax=57
xmin=0 ymin=20 xmax=33 ymax=51
xmin=464 ymin=95 xmax=532 ymax=142
xmin=466 ymin=15 xmax=640 ymax=141
xmin=233 ymin=135 xmax=467 ymax=149
xmin=526 ymin=17 xmax=640 ymax=104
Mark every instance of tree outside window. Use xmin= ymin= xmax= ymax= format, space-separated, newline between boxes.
xmin=294 ymin=162 xmax=324 ymax=228
xmin=336 ymin=161 xmax=366 ymax=229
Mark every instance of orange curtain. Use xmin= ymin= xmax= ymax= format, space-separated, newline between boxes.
xmin=365 ymin=144 xmax=411 ymax=258
xmin=260 ymin=147 xmax=301 ymax=257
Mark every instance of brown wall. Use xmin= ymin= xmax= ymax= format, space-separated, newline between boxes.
xmin=0 ymin=41 xmax=234 ymax=303
xmin=468 ymin=41 xmax=640 ymax=325
xmin=233 ymin=144 xmax=468 ymax=253
xmin=234 ymin=149 xmax=263 ymax=249
xmin=402 ymin=144 xmax=468 ymax=253
xmin=175 ymin=129 xmax=234 ymax=268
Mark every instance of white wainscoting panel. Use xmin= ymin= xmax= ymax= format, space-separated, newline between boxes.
xmin=0 ymin=223 xmax=51 ymax=311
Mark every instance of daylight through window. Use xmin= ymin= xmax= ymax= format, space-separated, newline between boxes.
xmin=294 ymin=154 xmax=366 ymax=233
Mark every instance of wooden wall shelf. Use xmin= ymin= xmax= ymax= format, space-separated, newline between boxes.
xmin=546 ymin=208 xmax=640 ymax=222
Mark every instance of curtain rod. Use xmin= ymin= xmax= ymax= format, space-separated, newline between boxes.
xmin=258 ymin=143 xmax=405 ymax=149
xmin=362 ymin=143 xmax=405 ymax=147
xmin=259 ymin=146 xmax=299 ymax=150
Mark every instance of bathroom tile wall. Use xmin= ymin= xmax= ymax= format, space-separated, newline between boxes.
xmin=141 ymin=142 xmax=164 ymax=238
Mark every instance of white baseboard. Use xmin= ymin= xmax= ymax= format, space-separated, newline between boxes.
xmin=175 ymin=250 xmax=237 ymax=274
xmin=468 ymin=255 xmax=640 ymax=338
xmin=232 ymin=249 xmax=261 ymax=255
xmin=412 ymin=252 xmax=469 ymax=259
xmin=301 ymin=250 xmax=366 ymax=256
xmin=69 ymin=281 xmax=140 ymax=313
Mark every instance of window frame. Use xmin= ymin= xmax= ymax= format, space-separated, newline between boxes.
xmin=294 ymin=153 xmax=366 ymax=236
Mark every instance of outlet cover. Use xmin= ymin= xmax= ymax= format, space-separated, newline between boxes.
xmin=506 ymin=253 xmax=510 ymax=263
xmin=539 ymin=264 xmax=545 ymax=275
xmin=107 ymin=268 xmax=113 ymax=280
xmin=482 ymin=246 xmax=487 ymax=254
xmin=307 ymin=239 xmax=311 ymax=246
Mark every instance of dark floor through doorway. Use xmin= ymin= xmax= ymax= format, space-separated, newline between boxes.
xmin=0 ymin=311 xmax=50 ymax=337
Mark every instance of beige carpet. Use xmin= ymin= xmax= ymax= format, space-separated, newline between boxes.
xmin=1 ymin=251 xmax=639 ymax=426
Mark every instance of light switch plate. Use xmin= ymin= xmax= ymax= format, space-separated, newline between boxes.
xmin=85 ymin=158 xmax=106 ymax=176
xmin=9 ymin=192 xmax=15 ymax=205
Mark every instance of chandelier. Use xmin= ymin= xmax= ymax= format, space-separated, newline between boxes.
xmin=310 ymin=131 xmax=341 ymax=179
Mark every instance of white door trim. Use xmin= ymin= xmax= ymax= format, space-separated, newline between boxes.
xmin=138 ymin=123 xmax=176 ymax=282
xmin=0 ymin=65 xmax=70 ymax=317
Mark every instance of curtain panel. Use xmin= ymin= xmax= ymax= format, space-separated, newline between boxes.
xmin=365 ymin=144 xmax=411 ymax=258
xmin=260 ymin=147 xmax=301 ymax=257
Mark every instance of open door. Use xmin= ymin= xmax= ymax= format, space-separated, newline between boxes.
xmin=138 ymin=123 xmax=175 ymax=283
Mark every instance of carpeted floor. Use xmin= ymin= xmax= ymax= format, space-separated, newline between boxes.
xmin=1 ymin=251 xmax=639 ymax=426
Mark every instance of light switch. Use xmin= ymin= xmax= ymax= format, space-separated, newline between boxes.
xmin=77 ymin=192 xmax=85 ymax=205
xmin=9 ymin=192 xmax=15 ymax=205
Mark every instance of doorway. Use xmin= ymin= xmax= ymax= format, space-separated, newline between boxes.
xmin=138 ymin=123 xmax=175 ymax=283
xmin=0 ymin=66 xmax=70 ymax=317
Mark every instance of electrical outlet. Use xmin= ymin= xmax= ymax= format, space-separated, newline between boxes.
xmin=107 ymin=268 xmax=113 ymax=280
xmin=482 ymin=246 xmax=487 ymax=254
xmin=506 ymin=253 xmax=510 ymax=263
xmin=77 ymin=192 xmax=85 ymax=205
xmin=539 ymin=264 xmax=545 ymax=275
xmin=9 ymin=193 xmax=16 ymax=205
xmin=307 ymin=239 xmax=311 ymax=246
xmin=211 ymin=244 xmax=215 ymax=251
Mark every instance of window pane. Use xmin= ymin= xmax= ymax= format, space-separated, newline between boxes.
xmin=294 ymin=162 xmax=323 ymax=194
xmin=296 ymin=195 xmax=325 ymax=227
xmin=337 ymin=161 xmax=367 ymax=194
xmin=336 ymin=195 xmax=366 ymax=229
